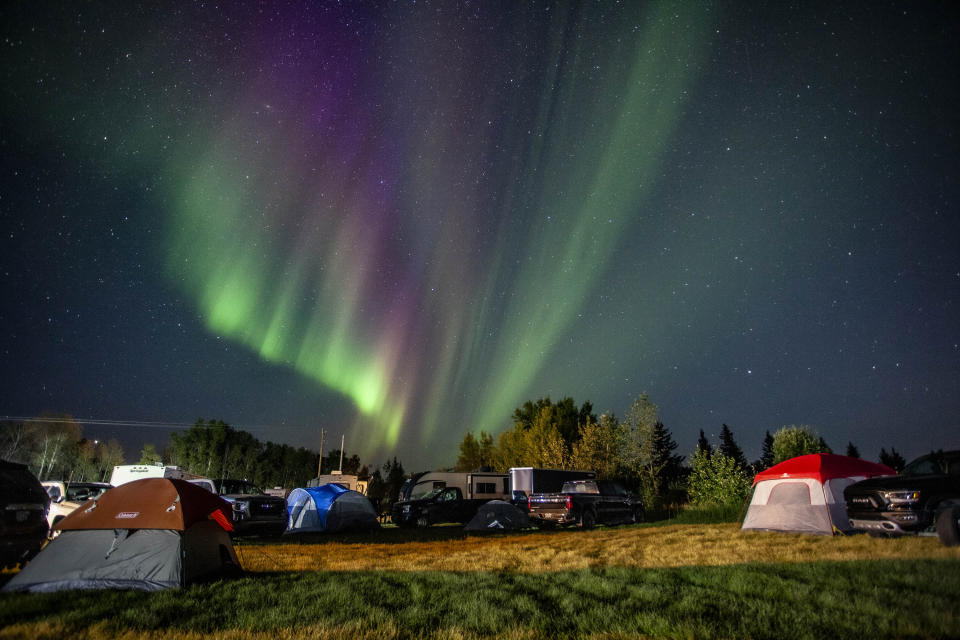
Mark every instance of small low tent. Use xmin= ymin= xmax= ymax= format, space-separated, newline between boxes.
xmin=3 ymin=478 xmax=239 ymax=592
xmin=742 ymin=453 xmax=895 ymax=535
xmin=465 ymin=500 xmax=531 ymax=531
xmin=285 ymin=484 xmax=379 ymax=534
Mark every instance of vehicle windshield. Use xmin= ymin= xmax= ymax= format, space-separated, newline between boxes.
xmin=420 ymin=488 xmax=443 ymax=500
xmin=901 ymin=452 xmax=960 ymax=477
xmin=217 ymin=480 xmax=264 ymax=495
xmin=66 ymin=484 xmax=109 ymax=501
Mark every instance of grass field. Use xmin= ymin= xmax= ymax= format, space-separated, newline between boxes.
xmin=2 ymin=522 xmax=959 ymax=639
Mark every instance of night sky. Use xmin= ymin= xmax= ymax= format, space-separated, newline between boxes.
xmin=2 ymin=2 xmax=957 ymax=471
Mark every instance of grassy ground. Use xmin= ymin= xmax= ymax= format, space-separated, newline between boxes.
xmin=2 ymin=523 xmax=959 ymax=639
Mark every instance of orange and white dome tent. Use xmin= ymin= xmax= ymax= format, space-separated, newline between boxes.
xmin=3 ymin=478 xmax=239 ymax=592
xmin=742 ymin=453 xmax=895 ymax=535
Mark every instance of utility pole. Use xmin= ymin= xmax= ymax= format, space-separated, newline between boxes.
xmin=317 ymin=428 xmax=326 ymax=477
xmin=337 ymin=434 xmax=345 ymax=473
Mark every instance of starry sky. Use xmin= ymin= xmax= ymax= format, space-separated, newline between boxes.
xmin=1 ymin=2 xmax=957 ymax=470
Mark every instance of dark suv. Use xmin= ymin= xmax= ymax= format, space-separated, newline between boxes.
xmin=1 ymin=460 xmax=50 ymax=568
xmin=844 ymin=449 xmax=960 ymax=545
xmin=212 ymin=479 xmax=287 ymax=535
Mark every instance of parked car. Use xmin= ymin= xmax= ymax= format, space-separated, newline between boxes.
xmin=41 ymin=481 xmax=111 ymax=532
xmin=0 ymin=460 xmax=49 ymax=568
xmin=844 ymin=449 xmax=960 ymax=545
xmin=210 ymin=479 xmax=288 ymax=535
xmin=528 ymin=479 xmax=642 ymax=529
xmin=391 ymin=486 xmax=487 ymax=528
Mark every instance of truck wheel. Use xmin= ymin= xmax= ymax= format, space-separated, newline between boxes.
xmin=416 ymin=514 xmax=430 ymax=528
xmin=579 ymin=509 xmax=596 ymax=530
xmin=936 ymin=505 xmax=960 ymax=547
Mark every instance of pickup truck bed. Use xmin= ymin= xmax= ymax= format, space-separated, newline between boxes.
xmin=529 ymin=480 xmax=641 ymax=528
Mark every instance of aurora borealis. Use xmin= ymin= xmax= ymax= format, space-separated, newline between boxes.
xmin=2 ymin=2 xmax=957 ymax=468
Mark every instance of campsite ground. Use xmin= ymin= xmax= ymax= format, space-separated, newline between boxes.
xmin=2 ymin=519 xmax=959 ymax=639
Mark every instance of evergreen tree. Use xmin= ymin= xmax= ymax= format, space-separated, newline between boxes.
xmin=879 ymin=447 xmax=906 ymax=472
xmin=718 ymin=424 xmax=747 ymax=469
xmin=817 ymin=437 xmax=833 ymax=454
xmin=383 ymin=457 xmax=406 ymax=505
xmin=366 ymin=468 xmax=386 ymax=516
xmin=649 ymin=421 xmax=685 ymax=509
xmin=846 ymin=442 xmax=860 ymax=458
xmin=696 ymin=429 xmax=712 ymax=457
xmin=759 ymin=431 xmax=775 ymax=470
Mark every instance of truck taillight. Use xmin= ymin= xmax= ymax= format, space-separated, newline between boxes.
xmin=566 ymin=495 xmax=572 ymax=510
xmin=528 ymin=495 xmax=532 ymax=511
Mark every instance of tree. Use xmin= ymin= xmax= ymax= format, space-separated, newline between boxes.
xmin=647 ymin=421 xmax=686 ymax=511
xmin=687 ymin=449 xmax=752 ymax=508
xmin=696 ymin=429 xmax=712 ymax=457
xmin=366 ymin=468 xmax=386 ymax=517
xmin=319 ymin=449 xmax=362 ymax=475
xmin=718 ymin=424 xmax=747 ymax=470
xmin=620 ymin=393 xmax=658 ymax=474
xmin=169 ymin=419 xmax=320 ymax=489
xmin=846 ymin=442 xmax=861 ymax=459
xmin=31 ymin=414 xmax=82 ymax=480
xmin=478 ymin=431 xmax=495 ymax=469
xmin=620 ymin=393 xmax=661 ymax=509
xmin=97 ymin=439 xmax=125 ymax=481
xmin=511 ymin=396 xmax=596 ymax=447
xmin=758 ymin=431 xmax=775 ymax=470
xmin=526 ymin=407 xmax=568 ymax=469
xmin=817 ymin=437 xmax=833 ymax=454
xmin=454 ymin=432 xmax=481 ymax=472
xmin=138 ymin=443 xmax=163 ymax=465
xmin=383 ymin=457 xmax=406 ymax=505
xmin=879 ymin=447 xmax=906 ymax=472
xmin=570 ymin=413 xmax=622 ymax=478
xmin=492 ymin=423 xmax=528 ymax=472
xmin=771 ymin=425 xmax=828 ymax=464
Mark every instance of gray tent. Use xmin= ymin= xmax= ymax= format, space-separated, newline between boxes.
xmin=465 ymin=500 xmax=531 ymax=531
xmin=3 ymin=478 xmax=239 ymax=592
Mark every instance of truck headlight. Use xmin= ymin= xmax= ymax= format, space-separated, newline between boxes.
xmin=883 ymin=490 xmax=920 ymax=504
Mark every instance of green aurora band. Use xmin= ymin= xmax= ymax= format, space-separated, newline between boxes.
xmin=162 ymin=3 xmax=714 ymax=456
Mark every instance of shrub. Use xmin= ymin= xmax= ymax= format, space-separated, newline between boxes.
xmin=687 ymin=450 xmax=751 ymax=508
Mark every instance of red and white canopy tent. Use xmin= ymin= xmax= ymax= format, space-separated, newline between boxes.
xmin=742 ymin=454 xmax=895 ymax=535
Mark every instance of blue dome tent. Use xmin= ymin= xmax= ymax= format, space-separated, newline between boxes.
xmin=285 ymin=484 xmax=379 ymax=534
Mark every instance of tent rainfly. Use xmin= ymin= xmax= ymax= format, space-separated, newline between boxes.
xmin=2 ymin=478 xmax=239 ymax=593
xmin=285 ymin=484 xmax=380 ymax=534
xmin=741 ymin=453 xmax=895 ymax=535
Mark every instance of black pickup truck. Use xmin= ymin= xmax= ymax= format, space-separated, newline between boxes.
xmin=528 ymin=479 xmax=642 ymax=529
xmin=844 ymin=449 xmax=960 ymax=545
xmin=391 ymin=487 xmax=485 ymax=528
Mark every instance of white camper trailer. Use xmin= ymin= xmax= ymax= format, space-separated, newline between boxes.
xmin=400 ymin=471 xmax=510 ymax=501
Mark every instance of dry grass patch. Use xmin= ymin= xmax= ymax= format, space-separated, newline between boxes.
xmin=235 ymin=523 xmax=960 ymax=573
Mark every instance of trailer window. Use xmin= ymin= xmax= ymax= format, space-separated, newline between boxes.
xmin=476 ymin=482 xmax=496 ymax=494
